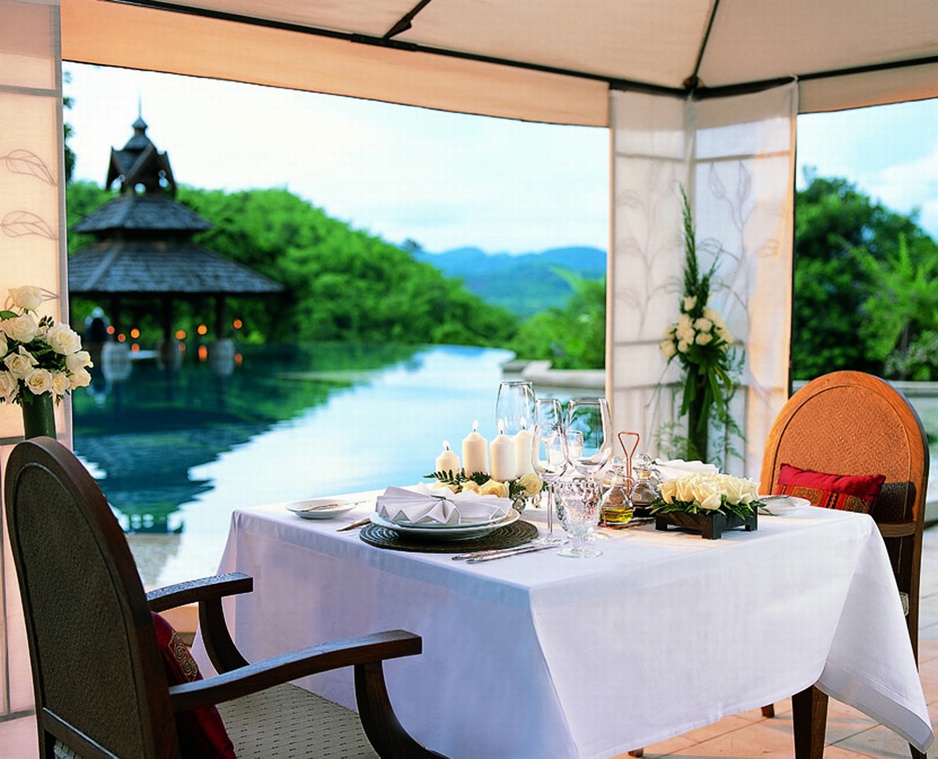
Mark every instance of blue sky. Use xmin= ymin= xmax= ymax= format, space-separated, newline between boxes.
xmin=64 ymin=64 xmax=938 ymax=253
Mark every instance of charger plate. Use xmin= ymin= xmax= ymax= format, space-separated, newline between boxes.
xmin=359 ymin=519 xmax=537 ymax=553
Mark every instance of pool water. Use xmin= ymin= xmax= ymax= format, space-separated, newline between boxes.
xmin=73 ymin=343 xmax=518 ymax=588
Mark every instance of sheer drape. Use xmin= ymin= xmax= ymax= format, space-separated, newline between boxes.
xmin=0 ymin=0 xmax=66 ymax=717
xmin=608 ymin=83 xmax=796 ymax=478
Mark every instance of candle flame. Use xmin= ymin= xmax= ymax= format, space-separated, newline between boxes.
xmin=497 ymin=419 xmax=505 ymax=435
xmin=520 ymin=417 xmax=528 ymax=430
xmin=442 ymin=440 xmax=451 ymax=451
xmin=472 ymin=420 xmax=479 ymax=432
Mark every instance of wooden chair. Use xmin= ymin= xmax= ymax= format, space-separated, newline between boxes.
xmin=4 ymin=436 xmax=445 ymax=759
xmin=759 ymin=371 xmax=929 ymax=759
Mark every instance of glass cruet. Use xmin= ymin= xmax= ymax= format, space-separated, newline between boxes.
xmin=599 ymin=456 xmax=634 ymax=526
xmin=630 ymin=453 xmax=660 ymax=511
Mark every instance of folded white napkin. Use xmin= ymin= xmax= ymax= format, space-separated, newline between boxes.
xmin=654 ymin=459 xmax=719 ymax=481
xmin=376 ymin=484 xmax=511 ymax=525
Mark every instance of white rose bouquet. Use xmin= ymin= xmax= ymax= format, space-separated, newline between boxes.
xmin=0 ymin=285 xmax=93 ymax=407
xmin=650 ymin=472 xmax=762 ymax=520
xmin=659 ymin=187 xmax=742 ymax=463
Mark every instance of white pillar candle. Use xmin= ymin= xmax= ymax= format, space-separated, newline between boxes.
xmin=435 ymin=440 xmax=461 ymax=475
xmin=461 ymin=421 xmax=488 ymax=476
xmin=489 ymin=423 xmax=517 ymax=482
xmin=513 ymin=422 xmax=535 ymax=476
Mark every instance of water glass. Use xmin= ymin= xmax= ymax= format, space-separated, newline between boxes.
xmin=565 ymin=397 xmax=613 ymax=478
xmin=555 ymin=476 xmax=603 ymax=558
xmin=496 ymin=380 xmax=536 ymax=434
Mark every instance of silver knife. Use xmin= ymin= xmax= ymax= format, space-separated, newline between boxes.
xmin=464 ymin=541 xmax=559 ymax=563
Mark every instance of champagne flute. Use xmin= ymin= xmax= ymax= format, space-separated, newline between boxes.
xmin=496 ymin=380 xmax=536 ymax=435
xmin=533 ymin=398 xmax=567 ymax=538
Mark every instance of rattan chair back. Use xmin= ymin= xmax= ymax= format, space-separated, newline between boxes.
xmin=5 ymin=436 xmax=179 ymax=758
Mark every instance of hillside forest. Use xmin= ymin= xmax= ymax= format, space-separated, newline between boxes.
xmin=65 ymin=173 xmax=938 ymax=381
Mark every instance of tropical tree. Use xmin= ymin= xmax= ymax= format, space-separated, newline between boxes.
xmin=792 ymin=173 xmax=936 ymax=379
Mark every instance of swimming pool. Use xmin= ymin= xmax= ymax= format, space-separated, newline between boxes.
xmin=74 ymin=343 xmax=537 ymax=587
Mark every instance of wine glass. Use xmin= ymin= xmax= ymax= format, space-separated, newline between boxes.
xmin=496 ymin=380 xmax=536 ymax=435
xmin=555 ymin=475 xmax=603 ymax=558
xmin=533 ymin=398 xmax=567 ymax=538
xmin=564 ymin=398 xmax=613 ymax=478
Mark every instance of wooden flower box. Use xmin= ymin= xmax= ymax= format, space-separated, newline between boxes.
xmin=654 ymin=508 xmax=758 ymax=540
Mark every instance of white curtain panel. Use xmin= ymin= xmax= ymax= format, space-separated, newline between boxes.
xmin=0 ymin=0 xmax=66 ymax=717
xmin=608 ymin=83 xmax=796 ymax=479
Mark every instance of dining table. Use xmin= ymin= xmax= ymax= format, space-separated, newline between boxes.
xmin=191 ymin=493 xmax=934 ymax=759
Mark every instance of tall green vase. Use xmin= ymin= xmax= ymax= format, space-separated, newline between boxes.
xmin=21 ymin=393 xmax=56 ymax=439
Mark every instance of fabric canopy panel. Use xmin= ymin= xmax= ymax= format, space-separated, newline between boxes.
xmin=62 ymin=0 xmax=938 ymax=121
xmin=608 ymin=84 xmax=796 ymax=479
xmin=0 ymin=0 xmax=67 ymax=720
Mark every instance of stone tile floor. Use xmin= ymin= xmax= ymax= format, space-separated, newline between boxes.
xmin=2 ymin=527 xmax=936 ymax=758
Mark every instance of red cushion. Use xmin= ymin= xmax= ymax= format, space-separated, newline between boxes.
xmin=776 ymin=463 xmax=885 ymax=514
xmin=152 ymin=612 xmax=236 ymax=759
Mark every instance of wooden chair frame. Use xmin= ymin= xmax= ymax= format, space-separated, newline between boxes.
xmin=5 ymin=436 xmax=444 ymax=758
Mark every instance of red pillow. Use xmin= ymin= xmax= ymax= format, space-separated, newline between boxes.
xmin=776 ymin=463 xmax=885 ymax=514
xmin=151 ymin=612 xmax=236 ymax=759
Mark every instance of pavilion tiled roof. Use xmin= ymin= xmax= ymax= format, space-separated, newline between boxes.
xmin=68 ymin=238 xmax=284 ymax=296
xmin=71 ymin=193 xmax=213 ymax=234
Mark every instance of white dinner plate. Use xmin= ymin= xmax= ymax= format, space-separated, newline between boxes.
xmin=391 ymin=509 xmax=510 ymax=530
xmin=369 ymin=509 xmax=519 ymax=540
xmin=286 ymin=499 xmax=358 ymax=520
xmin=758 ymin=494 xmax=811 ymax=513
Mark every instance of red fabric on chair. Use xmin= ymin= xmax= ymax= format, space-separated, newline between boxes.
xmin=776 ymin=463 xmax=885 ymax=514
xmin=152 ymin=612 xmax=237 ymax=759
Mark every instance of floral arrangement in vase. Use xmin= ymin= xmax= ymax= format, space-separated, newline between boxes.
xmin=659 ymin=187 xmax=742 ymax=464
xmin=0 ymin=286 xmax=93 ymax=436
xmin=649 ymin=472 xmax=762 ymax=520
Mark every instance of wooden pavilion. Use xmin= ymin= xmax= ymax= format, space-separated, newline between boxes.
xmin=68 ymin=115 xmax=284 ymax=367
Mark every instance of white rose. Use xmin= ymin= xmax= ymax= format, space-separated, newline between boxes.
xmin=677 ymin=339 xmax=690 ymax=354
xmin=0 ymin=332 xmax=7 ymax=357
xmin=658 ymin=479 xmax=677 ymax=502
xmin=694 ymin=317 xmax=713 ymax=333
xmin=704 ymin=306 xmax=726 ymax=328
xmin=66 ymin=350 xmax=93 ymax=371
xmin=68 ymin=368 xmax=92 ymax=389
xmin=0 ymin=370 xmax=18 ymax=401
xmin=682 ymin=296 xmax=697 ymax=312
xmin=2 ymin=312 xmax=39 ymax=344
xmin=4 ymin=346 xmax=37 ymax=378
xmin=675 ymin=477 xmax=697 ymax=504
xmin=24 ymin=368 xmax=53 ymax=396
xmin=51 ymin=371 xmax=70 ymax=396
xmin=45 ymin=323 xmax=82 ymax=355
xmin=696 ymin=331 xmax=713 ymax=346
xmin=699 ymin=491 xmax=723 ymax=510
xmin=9 ymin=285 xmax=43 ymax=312
xmin=723 ymin=476 xmax=744 ymax=504
xmin=660 ymin=339 xmax=677 ymax=359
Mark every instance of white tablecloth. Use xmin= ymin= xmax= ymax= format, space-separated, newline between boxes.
xmin=193 ymin=499 xmax=933 ymax=759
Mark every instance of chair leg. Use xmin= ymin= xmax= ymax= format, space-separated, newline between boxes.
xmin=627 ymin=750 xmax=644 ymax=757
xmin=761 ymin=703 xmax=775 ymax=718
xmin=909 ymin=743 xmax=926 ymax=759
xmin=792 ymin=685 xmax=828 ymax=759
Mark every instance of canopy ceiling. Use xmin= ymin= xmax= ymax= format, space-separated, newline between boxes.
xmin=62 ymin=0 xmax=938 ymax=126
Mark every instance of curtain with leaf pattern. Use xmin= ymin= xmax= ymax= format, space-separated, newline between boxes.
xmin=0 ymin=0 xmax=65 ymax=717
xmin=608 ymin=83 xmax=796 ymax=479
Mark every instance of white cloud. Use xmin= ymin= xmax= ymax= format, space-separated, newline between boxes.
xmin=65 ymin=64 xmax=609 ymax=254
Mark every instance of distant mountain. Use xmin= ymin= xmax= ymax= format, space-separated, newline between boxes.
xmin=414 ymin=246 xmax=605 ymax=319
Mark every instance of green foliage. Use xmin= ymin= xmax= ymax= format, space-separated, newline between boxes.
xmin=792 ymin=173 xmax=938 ymax=379
xmin=66 ymin=182 xmax=518 ymax=348
xmin=509 ymin=270 xmax=605 ymax=369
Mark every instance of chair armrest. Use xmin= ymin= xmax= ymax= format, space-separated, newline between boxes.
xmin=876 ymin=521 xmax=917 ymax=539
xmin=168 ymin=629 xmax=422 ymax=712
xmin=148 ymin=572 xmax=253 ymax=673
xmin=146 ymin=572 xmax=253 ymax=612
